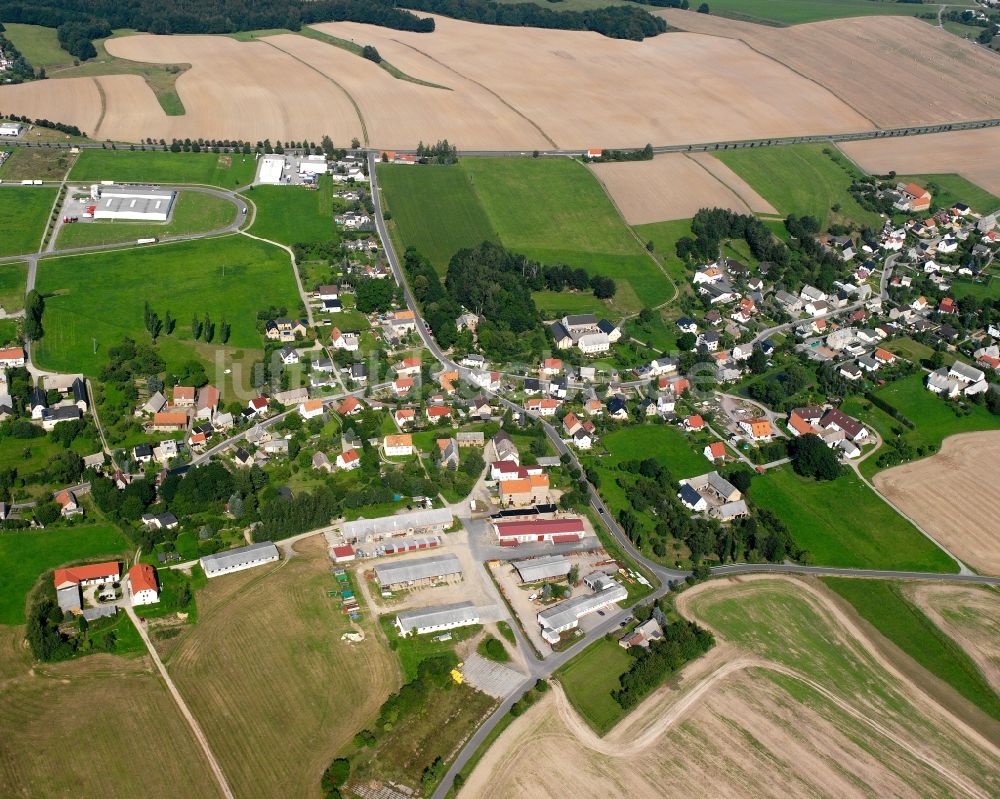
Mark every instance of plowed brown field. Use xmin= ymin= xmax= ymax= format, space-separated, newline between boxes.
xmin=658 ymin=11 xmax=1000 ymax=128
xmin=590 ymin=152 xmax=777 ymax=224
xmin=842 ymin=128 xmax=1000 ymax=197
xmin=0 ymin=77 xmax=103 ymax=139
xmin=874 ymin=431 xmax=1000 ymax=575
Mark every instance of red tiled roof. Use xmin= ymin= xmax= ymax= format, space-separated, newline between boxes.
xmin=128 ymin=563 xmax=158 ymax=594
xmin=54 ymin=561 xmax=120 ymax=588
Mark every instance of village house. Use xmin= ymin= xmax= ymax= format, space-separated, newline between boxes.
xmin=704 ymin=441 xmax=727 ymax=462
xmin=330 ymin=328 xmax=360 ymax=351
xmin=384 ymin=434 xmax=414 ymax=457
xmin=173 ymin=386 xmax=195 ymax=406
xmin=129 ymin=563 xmax=160 ymax=605
xmin=500 ymin=474 xmax=550 ymax=506
xmin=739 ymin=418 xmax=773 ymax=441
xmin=152 ymin=411 xmax=188 ymax=432
xmin=337 ymin=448 xmax=360 ymax=471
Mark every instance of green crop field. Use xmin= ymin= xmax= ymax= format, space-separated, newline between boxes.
xmin=895 ymin=173 xmax=1000 ymax=216
xmin=56 ymin=191 xmax=236 ymax=248
xmin=822 ymin=578 xmax=1000 ymax=720
xmin=0 ymin=260 xmax=27 ymax=313
xmin=69 ymin=149 xmax=257 ymax=187
xmin=244 ymin=176 xmax=336 ymax=246
xmin=749 ymin=466 xmax=957 ymax=572
xmin=33 ymin=235 xmax=301 ymax=374
xmin=704 ymin=0 xmax=947 ymax=25
xmin=463 ymin=158 xmax=670 ymax=312
xmin=378 ymin=163 xmax=498 ymax=272
xmin=1 ymin=22 xmax=75 ymax=69
xmin=556 ymin=635 xmax=634 ymax=734
xmin=0 ymin=525 xmax=130 ymax=625
xmin=0 ymin=186 xmax=56 ymax=256
xmin=715 ymin=144 xmax=882 ymax=230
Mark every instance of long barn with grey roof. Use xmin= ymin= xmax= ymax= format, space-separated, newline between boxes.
xmin=394 ymin=601 xmax=480 ymax=636
xmin=374 ymin=553 xmax=463 ymax=590
xmin=341 ymin=507 xmax=453 ymax=544
xmin=201 ymin=541 xmax=279 ymax=578
xmin=512 ymin=555 xmax=571 ymax=583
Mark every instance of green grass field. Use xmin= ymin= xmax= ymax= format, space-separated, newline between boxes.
xmin=0 ymin=261 xmax=27 ymax=313
xmin=715 ymin=145 xmax=882 ymax=230
xmin=1 ymin=22 xmax=75 ymax=69
xmin=33 ymin=235 xmax=300 ymax=374
xmin=0 ymin=186 xmax=56 ymax=256
xmin=703 ymin=0 xmax=950 ymax=25
xmin=632 ymin=218 xmax=694 ymax=292
xmin=601 ymin=424 xmax=707 ymax=480
xmin=0 ymin=148 xmax=75 ymax=182
xmin=378 ymin=163 xmax=498 ymax=273
xmin=749 ymin=466 xmax=957 ymax=572
xmin=822 ymin=578 xmax=1000 ymax=721
xmin=0 ymin=525 xmax=130 ymax=624
xmin=244 ymin=176 xmax=336 ymax=246
xmin=69 ymin=149 xmax=257 ymax=187
xmin=531 ymin=289 xmax=610 ymax=317
xmin=950 ymin=278 xmax=1000 ymax=301
xmin=464 ymin=158 xmax=669 ymax=312
xmin=56 ymin=191 xmax=236 ymax=248
xmin=555 ymin=635 xmax=634 ymax=734
xmin=895 ymin=174 xmax=1000 ymax=216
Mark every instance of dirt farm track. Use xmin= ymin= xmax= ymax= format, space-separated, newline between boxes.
xmin=874 ymin=431 xmax=1000 ymax=576
xmin=4 ymin=13 xmax=1000 ymax=148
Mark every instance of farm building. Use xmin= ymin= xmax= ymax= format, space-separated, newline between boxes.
xmin=54 ymin=561 xmax=119 ymax=590
xmin=492 ymin=517 xmax=585 ymax=546
xmin=340 ymin=507 xmax=453 ymax=544
xmin=299 ymin=155 xmax=329 ymax=175
xmin=382 ymin=535 xmax=441 ymax=555
xmin=330 ymin=545 xmax=356 ymax=563
xmin=513 ymin=555 xmax=572 ymax=583
xmin=128 ymin=563 xmax=160 ymax=606
xmin=537 ymin=579 xmax=627 ymax=643
xmin=374 ymin=553 xmax=463 ymax=591
xmin=0 ymin=122 xmax=23 ymax=136
xmin=200 ymin=541 xmax=279 ymax=578
xmin=499 ymin=474 xmax=550 ymax=507
xmin=394 ymin=601 xmax=480 ymax=636
xmin=91 ymin=184 xmax=177 ymax=221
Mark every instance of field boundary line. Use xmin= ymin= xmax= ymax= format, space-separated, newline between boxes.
xmin=584 ymin=162 xmax=679 ymax=310
xmin=238 ymin=227 xmax=314 ymax=327
xmin=257 ymin=38 xmax=369 ymax=145
xmin=390 ymin=39 xmax=559 ymax=149
xmin=682 ymin=152 xmax=760 ymax=216
xmin=126 ymin=603 xmax=236 ymax=799
xmin=91 ymin=77 xmax=109 ymax=140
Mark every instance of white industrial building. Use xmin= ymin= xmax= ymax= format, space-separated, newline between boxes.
xmin=200 ymin=541 xmax=279 ymax=578
xmin=91 ymin=184 xmax=176 ymax=221
xmin=537 ymin=577 xmax=627 ymax=644
xmin=394 ymin=601 xmax=480 ymax=636
xmin=0 ymin=122 xmax=23 ymax=137
xmin=258 ymin=155 xmax=286 ymax=184
xmin=299 ymin=155 xmax=329 ymax=175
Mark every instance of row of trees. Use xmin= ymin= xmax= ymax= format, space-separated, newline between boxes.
xmin=403 ymin=0 xmax=668 ymax=40
xmin=2 ymin=0 xmax=435 ymax=61
xmin=0 ymin=112 xmax=83 ymax=137
xmin=24 ymin=290 xmax=43 ymax=341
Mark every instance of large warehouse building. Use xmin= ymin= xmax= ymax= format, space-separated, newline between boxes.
xmin=537 ymin=578 xmax=627 ymax=644
xmin=201 ymin=541 xmax=279 ymax=578
xmin=492 ymin=516 xmax=585 ymax=546
xmin=91 ymin=184 xmax=177 ymax=221
xmin=513 ymin=555 xmax=571 ymax=583
xmin=395 ymin=601 xmax=480 ymax=636
xmin=342 ymin=507 xmax=453 ymax=544
xmin=374 ymin=553 xmax=463 ymax=591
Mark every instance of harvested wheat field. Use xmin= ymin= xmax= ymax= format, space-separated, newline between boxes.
xmin=0 ymin=629 xmax=221 ymax=798
xmin=908 ymin=583 xmax=1000 ymax=696
xmin=97 ymin=35 xmax=364 ymax=143
xmin=659 ymin=11 xmax=1000 ymax=129
xmin=874 ymin=431 xmax=1000 ymax=575
xmin=842 ymin=128 xmax=1000 ymax=197
xmin=0 ymin=77 xmax=103 ymax=138
xmin=166 ymin=535 xmax=399 ymax=799
xmin=263 ymin=33 xmax=549 ymax=150
xmin=316 ymin=16 xmax=870 ymax=149
xmin=590 ymin=152 xmax=776 ymax=224
xmin=461 ymin=577 xmax=1000 ymax=799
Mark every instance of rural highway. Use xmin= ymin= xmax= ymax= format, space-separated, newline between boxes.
xmin=364 ymin=151 xmax=1000 ymax=799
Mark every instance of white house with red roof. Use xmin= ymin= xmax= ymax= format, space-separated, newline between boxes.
xmin=248 ymin=396 xmax=269 ymax=415
xmin=0 ymin=347 xmax=25 ymax=368
xmin=704 ymin=441 xmax=726 ymax=462
xmin=128 ymin=563 xmax=160 ymax=606
xmin=54 ymin=562 xmax=119 ymax=590
xmin=337 ymin=396 xmax=363 ymax=416
xmin=337 ymin=448 xmax=360 ymax=470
